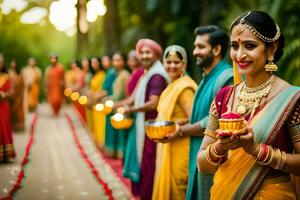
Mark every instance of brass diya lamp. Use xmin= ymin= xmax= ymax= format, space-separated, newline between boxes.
xmin=110 ymin=107 xmax=133 ymax=129
xmin=95 ymin=100 xmax=114 ymax=115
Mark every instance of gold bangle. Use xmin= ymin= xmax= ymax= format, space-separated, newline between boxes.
xmin=264 ymin=147 xmax=275 ymax=166
xmin=274 ymin=149 xmax=287 ymax=170
xmin=256 ymin=143 xmax=263 ymax=159
xmin=274 ymin=149 xmax=282 ymax=169
xmin=206 ymin=145 xmax=220 ymax=167
xmin=280 ymin=151 xmax=287 ymax=170
xmin=212 ymin=143 xmax=226 ymax=158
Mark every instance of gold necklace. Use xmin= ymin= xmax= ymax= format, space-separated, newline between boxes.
xmin=236 ymin=75 xmax=275 ymax=115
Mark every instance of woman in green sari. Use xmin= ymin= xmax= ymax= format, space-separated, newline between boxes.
xmin=198 ymin=11 xmax=300 ymax=199
xmin=104 ymin=52 xmax=130 ymax=158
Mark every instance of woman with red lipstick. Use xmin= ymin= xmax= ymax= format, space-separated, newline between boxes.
xmin=197 ymin=11 xmax=300 ymax=199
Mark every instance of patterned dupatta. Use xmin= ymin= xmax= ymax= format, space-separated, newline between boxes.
xmin=212 ymin=85 xmax=300 ymax=200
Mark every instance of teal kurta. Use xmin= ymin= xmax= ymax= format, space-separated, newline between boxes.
xmin=186 ymin=60 xmax=233 ymax=200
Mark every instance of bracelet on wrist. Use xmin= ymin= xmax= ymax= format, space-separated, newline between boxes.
xmin=206 ymin=144 xmax=220 ymax=167
xmin=256 ymin=145 xmax=287 ymax=170
xmin=212 ymin=143 xmax=226 ymax=158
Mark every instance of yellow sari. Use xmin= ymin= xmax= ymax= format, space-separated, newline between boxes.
xmin=89 ymin=71 xmax=105 ymax=147
xmin=210 ymin=86 xmax=300 ymax=200
xmin=152 ymin=76 xmax=197 ymax=200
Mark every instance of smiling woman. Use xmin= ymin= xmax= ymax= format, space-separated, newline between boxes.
xmin=197 ymin=10 xmax=300 ymax=200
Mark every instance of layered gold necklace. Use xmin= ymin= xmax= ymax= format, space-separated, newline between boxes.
xmin=236 ymin=75 xmax=275 ymax=116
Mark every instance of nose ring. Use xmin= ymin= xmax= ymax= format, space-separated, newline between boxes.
xmin=242 ymin=53 xmax=247 ymax=58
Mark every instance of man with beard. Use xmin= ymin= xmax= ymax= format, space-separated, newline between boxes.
xmin=162 ymin=25 xmax=233 ymax=200
xmin=123 ymin=38 xmax=169 ymax=200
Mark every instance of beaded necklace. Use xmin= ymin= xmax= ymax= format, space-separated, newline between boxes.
xmin=236 ymin=75 xmax=275 ymax=117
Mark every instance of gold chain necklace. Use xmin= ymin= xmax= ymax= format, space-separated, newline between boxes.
xmin=236 ymin=75 xmax=275 ymax=115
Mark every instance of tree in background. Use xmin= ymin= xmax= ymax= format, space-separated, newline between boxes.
xmin=103 ymin=0 xmax=121 ymax=55
xmin=0 ymin=0 xmax=299 ymax=84
xmin=76 ymin=0 xmax=89 ymax=58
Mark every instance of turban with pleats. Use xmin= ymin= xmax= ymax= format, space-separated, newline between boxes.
xmin=136 ymin=38 xmax=163 ymax=59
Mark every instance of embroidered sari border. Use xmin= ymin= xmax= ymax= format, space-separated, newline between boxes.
xmin=233 ymin=86 xmax=300 ymax=199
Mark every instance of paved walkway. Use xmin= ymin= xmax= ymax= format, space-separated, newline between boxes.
xmin=0 ymin=104 xmax=130 ymax=200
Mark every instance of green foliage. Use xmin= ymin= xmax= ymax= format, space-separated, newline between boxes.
xmin=0 ymin=10 xmax=75 ymax=72
xmin=0 ymin=0 xmax=299 ymax=85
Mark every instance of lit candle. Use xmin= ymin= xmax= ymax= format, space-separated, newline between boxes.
xmin=95 ymin=103 xmax=104 ymax=111
xmin=70 ymin=92 xmax=80 ymax=101
xmin=105 ymin=100 xmax=114 ymax=107
xmin=113 ymin=113 xmax=124 ymax=122
xmin=78 ymin=95 xmax=88 ymax=105
xmin=64 ymin=88 xmax=73 ymax=97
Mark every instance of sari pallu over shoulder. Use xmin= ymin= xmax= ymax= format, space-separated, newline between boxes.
xmin=152 ymin=76 xmax=197 ymax=200
xmin=211 ymin=86 xmax=300 ymax=200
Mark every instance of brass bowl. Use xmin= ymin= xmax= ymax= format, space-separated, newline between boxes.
xmin=218 ymin=118 xmax=245 ymax=135
xmin=144 ymin=120 xmax=176 ymax=140
xmin=110 ymin=113 xmax=133 ymax=129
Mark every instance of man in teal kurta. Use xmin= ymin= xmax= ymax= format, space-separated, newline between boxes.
xmin=164 ymin=25 xmax=233 ymax=199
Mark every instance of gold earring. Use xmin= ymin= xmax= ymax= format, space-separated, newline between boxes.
xmin=265 ymin=55 xmax=278 ymax=72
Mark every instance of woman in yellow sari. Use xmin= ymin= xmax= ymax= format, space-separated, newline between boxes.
xmin=88 ymin=57 xmax=105 ymax=147
xmin=197 ymin=11 xmax=300 ymax=199
xmin=153 ymin=45 xmax=197 ymax=200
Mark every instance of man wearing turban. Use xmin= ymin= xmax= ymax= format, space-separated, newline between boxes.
xmin=123 ymin=38 xmax=169 ymax=199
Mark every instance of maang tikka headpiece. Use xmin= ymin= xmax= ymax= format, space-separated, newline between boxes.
xmin=163 ymin=45 xmax=187 ymax=63
xmin=231 ymin=11 xmax=281 ymax=43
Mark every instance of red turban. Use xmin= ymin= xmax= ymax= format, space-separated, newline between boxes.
xmin=136 ymin=39 xmax=163 ymax=59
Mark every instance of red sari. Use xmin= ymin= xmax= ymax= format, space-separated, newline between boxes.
xmin=46 ymin=64 xmax=65 ymax=115
xmin=0 ymin=73 xmax=15 ymax=161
